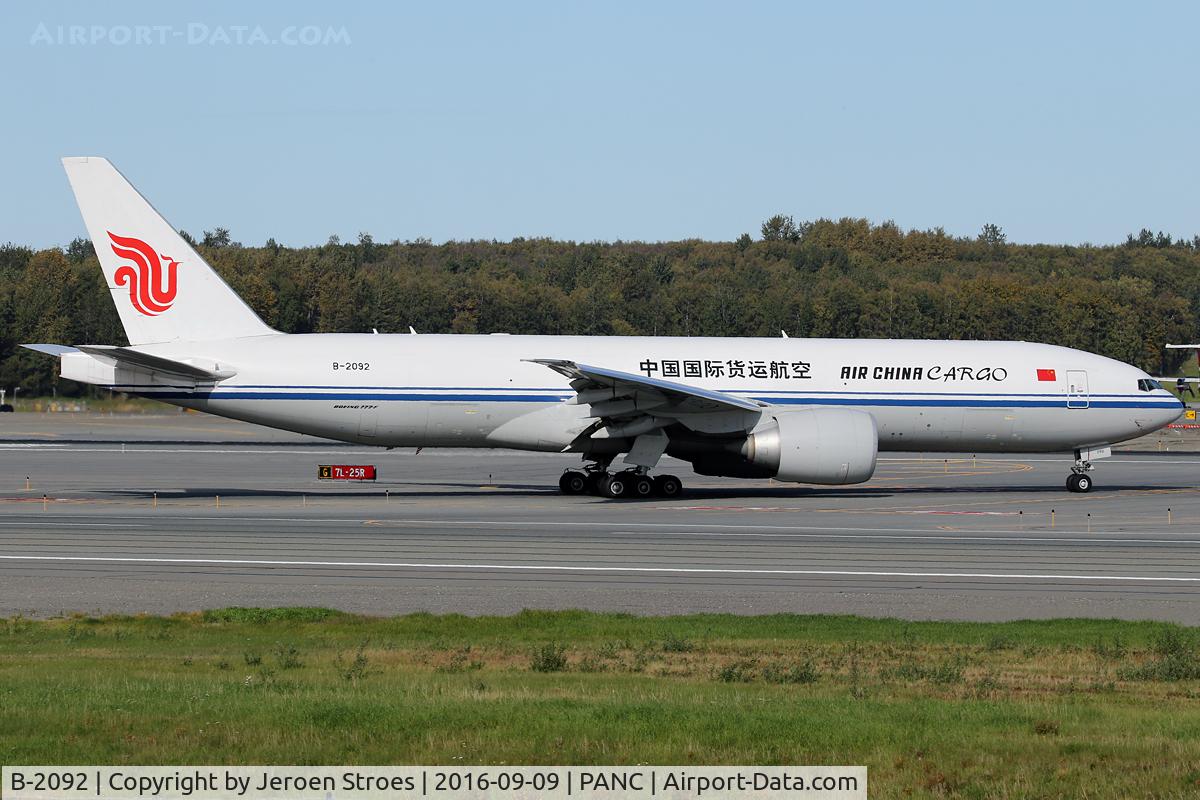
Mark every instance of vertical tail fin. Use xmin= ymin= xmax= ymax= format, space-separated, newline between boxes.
xmin=61 ymin=157 xmax=275 ymax=345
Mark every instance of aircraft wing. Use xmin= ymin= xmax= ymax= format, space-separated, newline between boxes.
xmin=528 ymin=359 xmax=763 ymax=415
xmin=525 ymin=358 xmax=766 ymax=456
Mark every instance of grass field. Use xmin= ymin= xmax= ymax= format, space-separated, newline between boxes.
xmin=2 ymin=609 xmax=1199 ymax=798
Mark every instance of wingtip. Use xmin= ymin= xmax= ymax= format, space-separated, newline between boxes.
xmin=21 ymin=343 xmax=79 ymax=356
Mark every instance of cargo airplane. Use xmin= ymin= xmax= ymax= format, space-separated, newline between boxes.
xmin=25 ymin=157 xmax=1185 ymax=498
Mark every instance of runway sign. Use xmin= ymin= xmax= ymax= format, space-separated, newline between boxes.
xmin=318 ymin=464 xmax=377 ymax=481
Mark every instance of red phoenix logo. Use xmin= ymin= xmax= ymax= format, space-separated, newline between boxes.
xmin=107 ymin=231 xmax=182 ymax=316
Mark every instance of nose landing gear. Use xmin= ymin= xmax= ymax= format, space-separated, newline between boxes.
xmin=1066 ymin=450 xmax=1095 ymax=493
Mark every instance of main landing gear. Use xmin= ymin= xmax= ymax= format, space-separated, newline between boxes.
xmin=1066 ymin=450 xmax=1094 ymax=493
xmin=558 ymin=466 xmax=683 ymax=499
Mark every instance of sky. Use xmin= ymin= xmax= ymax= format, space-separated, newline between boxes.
xmin=2 ymin=1 xmax=1198 ymax=248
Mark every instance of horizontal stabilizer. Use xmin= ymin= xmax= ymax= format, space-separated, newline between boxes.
xmin=21 ymin=343 xmax=81 ymax=357
xmin=73 ymin=345 xmax=236 ymax=380
xmin=24 ymin=342 xmax=234 ymax=383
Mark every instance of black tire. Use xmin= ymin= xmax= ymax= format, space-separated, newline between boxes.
xmin=602 ymin=474 xmax=628 ymax=499
xmin=1075 ymin=473 xmax=1092 ymax=493
xmin=584 ymin=471 xmax=607 ymax=495
xmin=1066 ymin=474 xmax=1080 ymax=492
xmin=631 ymin=475 xmax=654 ymax=498
xmin=654 ymin=474 xmax=683 ymax=498
xmin=559 ymin=471 xmax=587 ymax=494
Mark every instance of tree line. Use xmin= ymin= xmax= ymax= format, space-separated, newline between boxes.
xmin=2 ymin=217 xmax=1198 ymax=396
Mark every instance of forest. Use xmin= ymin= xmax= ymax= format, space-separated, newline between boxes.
xmin=2 ymin=217 xmax=1198 ymax=396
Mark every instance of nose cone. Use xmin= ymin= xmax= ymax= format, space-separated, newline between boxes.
xmin=1128 ymin=367 xmax=1187 ymax=433
xmin=1144 ymin=394 xmax=1186 ymax=432
xmin=1168 ymin=395 xmax=1187 ymax=421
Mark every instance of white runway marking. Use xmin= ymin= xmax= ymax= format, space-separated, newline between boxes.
xmin=0 ymin=443 xmax=67 ymax=449
xmin=0 ymin=521 xmax=147 ymax=528
xmin=0 ymin=554 xmax=1195 ymax=582
xmin=402 ymin=519 xmax=1200 ymax=543
xmin=4 ymin=514 xmax=1199 ymax=544
xmin=3 ymin=513 xmax=1197 ymax=544
xmin=0 ymin=445 xmax=576 ymax=457
xmin=365 ymin=517 xmax=1200 ymax=544
xmin=68 ymin=514 xmax=1181 ymax=542
xmin=0 ymin=446 xmax=391 ymax=455
xmin=165 ymin=514 xmax=1200 ymax=536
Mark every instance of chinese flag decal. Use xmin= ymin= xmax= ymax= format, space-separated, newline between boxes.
xmin=1036 ymin=369 xmax=1056 ymax=382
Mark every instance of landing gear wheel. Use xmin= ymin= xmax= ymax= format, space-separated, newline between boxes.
xmin=559 ymin=470 xmax=587 ymax=495
xmin=630 ymin=474 xmax=655 ymax=498
xmin=654 ymin=474 xmax=683 ymax=498
xmin=1069 ymin=473 xmax=1093 ymax=493
xmin=601 ymin=474 xmax=629 ymax=499
xmin=584 ymin=471 xmax=607 ymax=495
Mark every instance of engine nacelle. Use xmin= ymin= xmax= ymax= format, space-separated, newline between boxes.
xmin=741 ymin=408 xmax=878 ymax=484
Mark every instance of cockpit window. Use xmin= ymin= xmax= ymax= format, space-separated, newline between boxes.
xmin=1137 ymin=379 xmax=1163 ymax=392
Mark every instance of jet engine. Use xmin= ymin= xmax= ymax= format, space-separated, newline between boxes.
xmin=690 ymin=407 xmax=878 ymax=484
xmin=743 ymin=407 xmax=878 ymax=483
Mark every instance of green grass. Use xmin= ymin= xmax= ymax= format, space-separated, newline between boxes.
xmin=2 ymin=610 xmax=1199 ymax=798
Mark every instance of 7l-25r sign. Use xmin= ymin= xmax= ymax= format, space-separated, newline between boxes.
xmin=318 ymin=464 xmax=377 ymax=481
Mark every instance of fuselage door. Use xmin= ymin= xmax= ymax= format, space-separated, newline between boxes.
xmin=358 ymin=405 xmax=378 ymax=437
xmin=1066 ymin=370 xmax=1089 ymax=409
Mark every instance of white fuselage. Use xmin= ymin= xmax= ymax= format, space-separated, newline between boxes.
xmin=119 ymin=334 xmax=1183 ymax=453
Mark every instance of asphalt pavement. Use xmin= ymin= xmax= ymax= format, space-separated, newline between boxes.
xmin=1 ymin=412 xmax=1198 ymax=622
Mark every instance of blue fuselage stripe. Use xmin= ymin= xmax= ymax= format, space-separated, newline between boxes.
xmin=123 ymin=389 xmax=1181 ymax=410
xmin=123 ymin=383 xmax=1168 ymax=399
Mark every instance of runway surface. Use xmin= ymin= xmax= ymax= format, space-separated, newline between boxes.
xmin=2 ymin=412 xmax=1200 ymax=622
